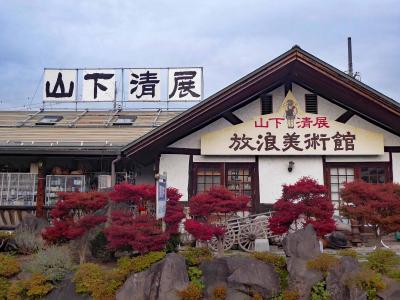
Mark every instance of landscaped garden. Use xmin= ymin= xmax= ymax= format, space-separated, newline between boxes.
xmin=0 ymin=177 xmax=400 ymax=300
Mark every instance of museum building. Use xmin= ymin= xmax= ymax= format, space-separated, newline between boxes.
xmin=0 ymin=46 xmax=399 ymax=228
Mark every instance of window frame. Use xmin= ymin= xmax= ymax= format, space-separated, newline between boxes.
xmin=191 ymin=162 xmax=258 ymax=209
xmin=324 ymin=161 xmax=392 ymax=212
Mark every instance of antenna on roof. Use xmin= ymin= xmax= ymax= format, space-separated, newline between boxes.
xmin=347 ymin=37 xmax=353 ymax=77
xmin=347 ymin=37 xmax=361 ymax=81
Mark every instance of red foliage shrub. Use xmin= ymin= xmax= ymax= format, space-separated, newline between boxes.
xmin=105 ymin=183 xmax=184 ymax=254
xmin=269 ymin=177 xmax=335 ymax=237
xmin=185 ymin=186 xmax=250 ymax=255
xmin=340 ymin=181 xmax=400 ymax=237
xmin=42 ymin=191 xmax=108 ymax=263
xmin=105 ymin=212 xmax=168 ymax=254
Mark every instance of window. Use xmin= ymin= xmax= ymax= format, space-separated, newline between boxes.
xmin=195 ymin=164 xmax=222 ymax=193
xmin=261 ymin=94 xmax=273 ymax=115
xmin=36 ymin=115 xmax=63 ymax=125
xmin=226 ymin=165 xmax=253 ymax=197
xmin=193 ymin=163 xmax=256 ymax=198
xmin=326 ymin=163 xmax=391 ymax=215
xmin=113 ymin=116 xmax=137 ymax=126
xmin=305 ymin=94 xmax=318 ymax=114
xmin=360 ymin=167 xmax=386 ymax=184
xmin=329 ymin=167 xmax=355 ymax=214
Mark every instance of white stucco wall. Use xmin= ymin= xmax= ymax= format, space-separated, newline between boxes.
xmin=169 ymin=118 xmax=231 ymax=149
xmin=393 ymin=153 xmax=400 ymax=183
xmin=159 ymin=154 xmax=190 ymax=201
xmin=258 ymin=156 xmax=324 ymax=204
xmin=325 ymin=153 xmax=390 ymax=163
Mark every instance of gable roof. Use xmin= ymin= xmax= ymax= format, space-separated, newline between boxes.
xmin=122 ymin=46 xmax=400 ymax=162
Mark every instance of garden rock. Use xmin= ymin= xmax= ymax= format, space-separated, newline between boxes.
xmin=201 ymin=256 xmax=279 ymax=299
xmin=326 ymin=256 xmax=361 ymax=300
xmin=45 ymin=277 xmax=90 ymax=300
xmin=116 ymin=253 xmax=188 ymax=300
xmin=283 ymin=224 xmax=323 ymax=300
xmin=377 ymin=277 xmax=400 ymax=300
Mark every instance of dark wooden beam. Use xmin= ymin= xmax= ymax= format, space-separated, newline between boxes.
xmin=222 ymin=111 xmax=243 ymax=125
xmin=161 ymin=148 xmax=201 ymax=155
xmin=335 ymin=110 xmax=355 ymax=123
xmin=385 ymin=146 xmax=400 ymax=153
xmin=284 ymin=81 xmax=292 ymax=95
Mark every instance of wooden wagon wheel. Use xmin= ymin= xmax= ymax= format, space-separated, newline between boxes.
xmin=238 ymin=222 xmax=268 ymax=252
xmin=208 ymin=225 xmax=236 ymax=252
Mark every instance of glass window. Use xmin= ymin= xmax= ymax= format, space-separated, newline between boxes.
xmin=329 ymin=167 xmax=355 ymax=215
xmin=360 ymin=167 xmax=386 ymax=184
xmin=195 ymin=166 xmax=222 ymax=193
xmin=226 ymin=166 xmax=253 ymax=197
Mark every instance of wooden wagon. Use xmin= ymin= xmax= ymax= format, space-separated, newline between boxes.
xmin=207 ymin=212 xmax=278 ymax=252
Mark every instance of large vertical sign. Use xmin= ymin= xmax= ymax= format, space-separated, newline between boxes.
xmin=156 ymin=172 xmax=167 ymax=220
xmin=82 ymin=69 xmax=116 ymax=101
xmin=168 ymin=68 xmax=202 ymax=101
xmin=43 ymin=69 xmax=77 ymax=101
xmin=128 ymin=69 xmax=161 ymax=101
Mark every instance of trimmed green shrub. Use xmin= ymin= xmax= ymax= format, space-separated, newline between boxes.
xmin=0 ymin=277 xmax=11 ymax=300
xmin=74 ymin=251 xmax=166 ymax=300
xmin=24 ymin=246 xmax=74 ymax=283
xmin=0 ymin=254 xmax=20 ymax=278
xmin=310 ymin=280 xmax=330 ymax=300
xmin=366 ymin=248 xmax=400 ymax=275
xmin=337 ymin=248 xmax=358 ymax=258
xmin=188 ymin=267 xmax=204 ymax=289
xmin=307 ymin=253 xmax=339 ymax=275
xmin=345 ymin=268 xmax=385 ymax=300
xmin=252 ymin=251 xmax=288 ymax=289
xmin=181 ymin=247 xmax=212 ymax=266
xmin=177 ymin=283 xmax=203 ymax=300
xmin=7 ymin=273 xmax=53 ymax=300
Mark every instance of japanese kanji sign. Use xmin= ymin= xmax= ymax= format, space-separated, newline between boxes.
xmin=128 ymin=69 xmax=161 ymax=101
xmin=168 ymin=68 xmax=202 ymax=101
xmin=43 ymin=69 xmax=77 ymax=101
xmin=43 ymin=67 xmax=203 ymax=102
xmin=201 ymin=91 xmax=384 ymax=156
xmin=82 ymin=69 xmax=116 ymax=101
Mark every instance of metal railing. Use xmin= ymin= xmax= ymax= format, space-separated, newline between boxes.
xmin=0 ymin=173 xmax=37 ymax=206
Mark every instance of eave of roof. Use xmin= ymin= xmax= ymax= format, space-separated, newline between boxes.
xmin=121 ymin=46 xmax=400 ymax=161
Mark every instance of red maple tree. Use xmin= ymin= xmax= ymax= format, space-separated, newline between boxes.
xmin=105 ymin=183 xmax=184 ymax=254
xmin=340 ymin=180 xmax=400 ymax=247
xmin=269 ymin=177 xmax=335 ymax=238
xmin=185 ymin=186 xmax=250 ymax=256
xmin=42 ymin=191 xmax=108 ymax=263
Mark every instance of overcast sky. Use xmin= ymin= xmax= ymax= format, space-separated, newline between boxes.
xmin=0 ymin=0 xmax=399 ymax=110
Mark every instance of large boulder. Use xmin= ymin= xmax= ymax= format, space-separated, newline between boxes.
xmin=116 ymin=253 xmax=189 ymax=300
xmin=201 ymin=256 xmax=280 ymax=300
xmin=326 ymin=256 xmax=364 ymax=300
xmin=283 ymin=224 xmax=323 ymax=300
xmin=377 ymin=277 xmax=400 ymax=300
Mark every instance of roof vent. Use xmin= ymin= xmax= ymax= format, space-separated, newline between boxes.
xmin=36 ymin=115 xmax=63 ymax=125
xmin=113 ymin=116 xmax=137 ymax=126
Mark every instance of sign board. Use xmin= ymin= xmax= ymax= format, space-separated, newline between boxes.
xmin=82 ymin=69 xmax=116 ymax=101
xmin=43 ymin=69 xmax=77 ymax=101
xmin=156 ymin=172 xmax=167 ymax=220
xmin=201 ymin=91 xmax=384 ymax=156
xmin=168 ymin=68 xmax=202 ymax=101
xmin=128 ymin=69 xmax=161 ymax=101
xmin=43 ymin=67 xmax=203 ymax=102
